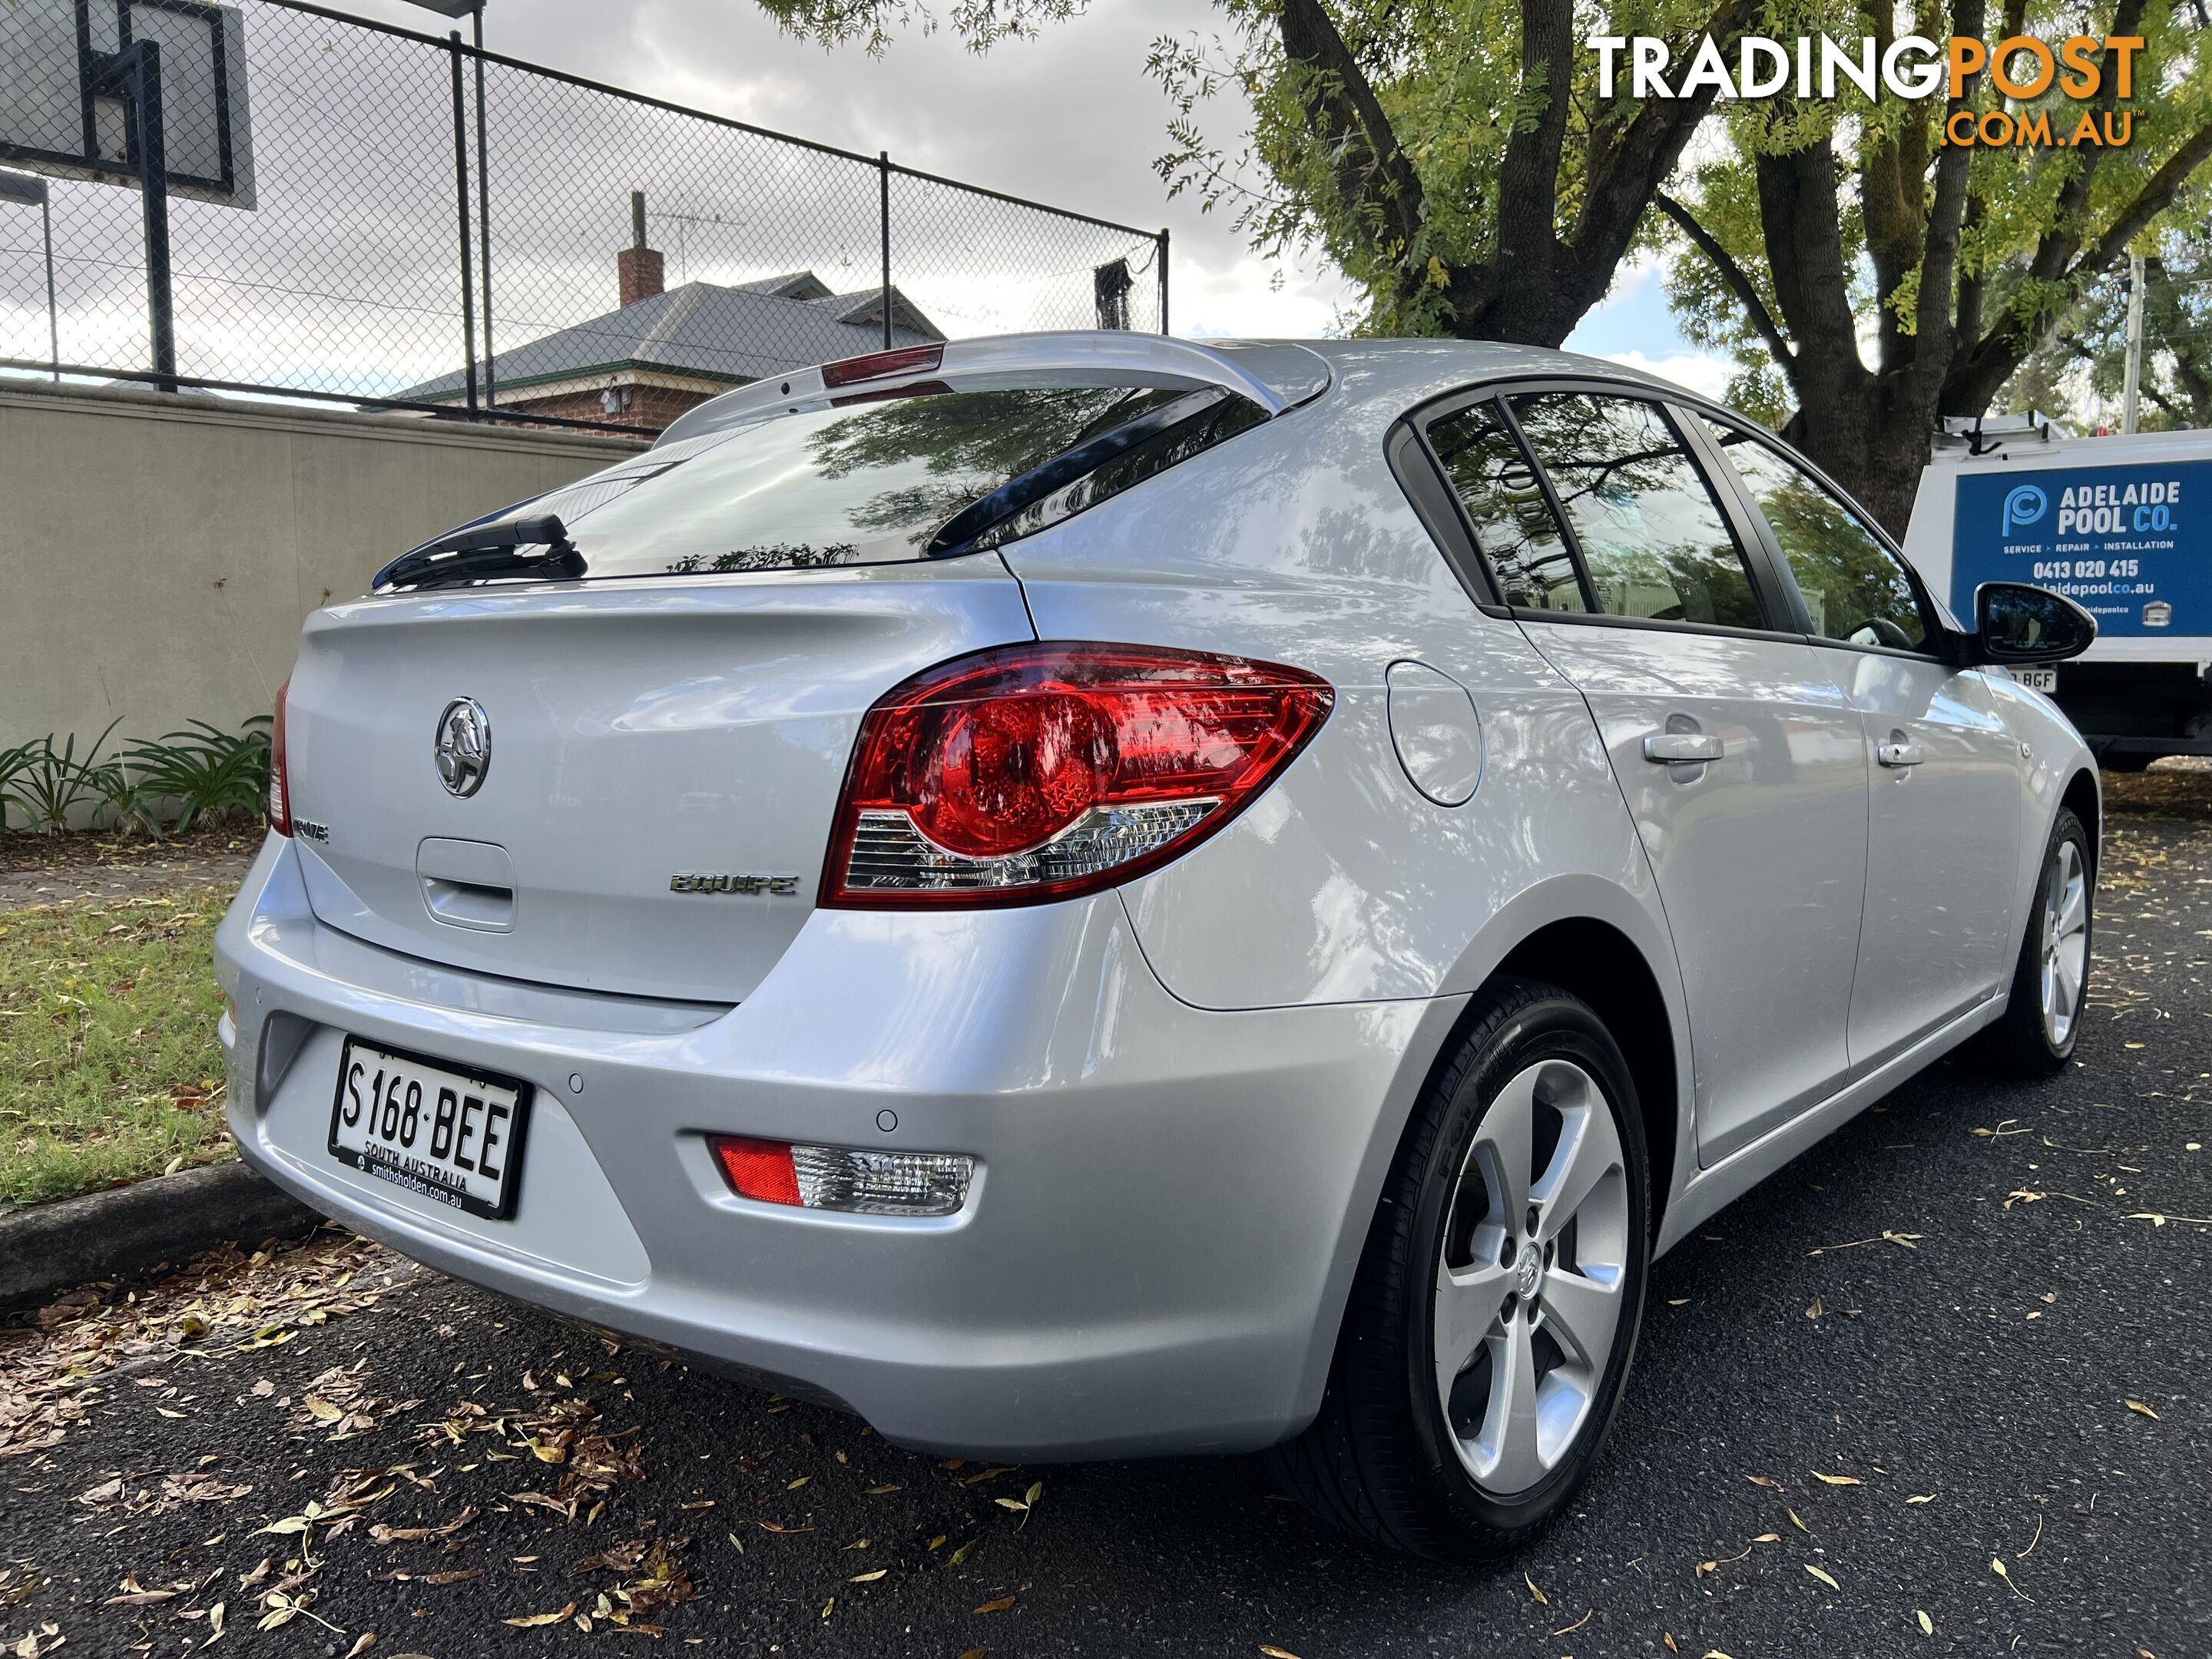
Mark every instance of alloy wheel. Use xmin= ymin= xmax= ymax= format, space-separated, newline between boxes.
xmin=1433 ymin=1058 xmax=1631 ymax=1498
xmin=2040 ymin=838 xmax=2089 ymax=1048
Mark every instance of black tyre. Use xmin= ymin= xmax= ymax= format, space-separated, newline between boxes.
xmin=1972 ymin=806 xmax=2094 ymax=1076
xmin=1268 ymin=978 xmax=1651 ymax=1561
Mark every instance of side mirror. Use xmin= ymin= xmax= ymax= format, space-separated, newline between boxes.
xmin=1972 ymin=581 xmax=2097 ymax=665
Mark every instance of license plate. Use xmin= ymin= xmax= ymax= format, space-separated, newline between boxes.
xmin=327 ymin=1038 xmax=532 ymax=1220
xmin=2010 ymin=667 xmax=2058 ymax=693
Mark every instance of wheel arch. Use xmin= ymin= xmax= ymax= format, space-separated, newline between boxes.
xmin=2060 ymin=766 xmax=2101 ymax=874
xmin=1488 ymin=918 xmax=1680 ymax=1245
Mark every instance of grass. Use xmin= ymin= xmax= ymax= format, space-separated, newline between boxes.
xmin=0 ymin=886 xmax=234 ymax=1211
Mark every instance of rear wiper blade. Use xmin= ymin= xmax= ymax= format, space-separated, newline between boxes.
xmin=373 ymin=513 xmax=584 ymax=592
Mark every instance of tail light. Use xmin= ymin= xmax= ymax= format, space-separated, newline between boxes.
xmin=268 ymin=677 xmax=293 ymax=837
xmin=823 ymin=642 xmax=1333 ymax=908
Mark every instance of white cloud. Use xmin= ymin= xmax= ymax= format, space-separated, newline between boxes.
xmin=1605 ymin=349 xmax=1739 ymax=403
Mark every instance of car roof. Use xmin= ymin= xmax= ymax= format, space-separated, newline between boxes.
xmin=657 ymin=333 xmax=1706 ymax=447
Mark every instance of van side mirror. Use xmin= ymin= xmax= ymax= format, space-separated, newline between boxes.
xmin=1972 ymin=582 xmax=2097 ymax=665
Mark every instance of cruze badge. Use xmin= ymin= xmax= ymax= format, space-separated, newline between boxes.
xmin=434 ymin=697 xmax=492 ymax=798
xmin=671 ymin=873 xmax=802 ymax=896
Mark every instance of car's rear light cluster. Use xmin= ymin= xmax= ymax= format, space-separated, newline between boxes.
xmin=708 ymin=1134 xmax=973 ymax=1217
xmin=268 ymin=677 xmax=293 ymax=837
xmin=823 ymin=643 xmax=1333 ymax=907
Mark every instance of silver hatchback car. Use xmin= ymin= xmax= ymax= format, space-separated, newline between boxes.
xmin=217 ymin=333 xmax=2098 ymax=1560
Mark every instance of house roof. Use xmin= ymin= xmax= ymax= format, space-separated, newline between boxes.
xmin=399 ymin=274 xmax=945 ymax=402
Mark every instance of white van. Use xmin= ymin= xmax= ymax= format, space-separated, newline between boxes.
xmin=1903 ymin=418 xmax=2212 ymax=767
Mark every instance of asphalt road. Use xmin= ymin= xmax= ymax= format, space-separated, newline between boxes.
xmin=5 ymin=773 xmax=2209 ymax=1659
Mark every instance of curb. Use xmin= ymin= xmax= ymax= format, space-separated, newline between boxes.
xmin=0 ymin=1161 xmax=326 ymax=1312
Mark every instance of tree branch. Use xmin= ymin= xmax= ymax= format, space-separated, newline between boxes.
xmin=1655 ymin=189 xmax=1796 ymax=376
xmin=1275 ymin=0 xmax=1426 ymax=290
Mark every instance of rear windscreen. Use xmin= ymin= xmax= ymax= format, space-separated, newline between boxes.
xmin=514 ymin=384 xmax=1239 ymax=581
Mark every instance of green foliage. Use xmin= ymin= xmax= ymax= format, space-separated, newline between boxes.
xmin=1144 ymin=0 xmax=1730 ymax=336
xmin=0 ymin=888 xmax=233 ymax=1210
xmin=5 ymin=720 xmax=122 ymax=837
xmin=1663 ymin=0 xmax=2212 ymax=420
xmin=0 ymin=719 xmax=270 ymax=837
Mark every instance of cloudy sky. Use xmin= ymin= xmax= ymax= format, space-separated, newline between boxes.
xmin=327 ymin=0 xmax=1730 ymax=397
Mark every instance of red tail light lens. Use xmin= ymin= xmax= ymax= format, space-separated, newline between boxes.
xmin=824 ymin=643 xmax=1333 ymax=908
xmin=268 ymin=677 xmax=293 ymax=837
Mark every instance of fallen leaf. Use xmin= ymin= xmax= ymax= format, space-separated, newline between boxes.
xmin=345 ymin=1636 xmax=376 ymax=1658
xmin=503 ymin=1603 xmax=578 ymax=1628
xmin=1805 ymin=1564 xmax=1839 ymax=1590
xmin=1991 ymin=1558 xmax=2032 ymax=1603
xmin=1524 ymin=1571 xmax=1547 ymax=1604
xmin=865 ymin=1484 xmax=901 ymax=1495
xmin=1805 ymin=1296 xmax=1823 ymax=1319
xmin=786 ymin=1476 xmax=810 ymax=1491
xmin=1747 ymin=1475 xmax=1783 ymax=1491
xmin=973 ymin=1594 xmax=1016 ymax=1614
xmin=849 ymin=1570 xmax=887 ymax=1584
xmin=1917 ymin=1610 xmax=1934 ymax=1635
xmin=1551 ymin=1608 xmax=1594 ymax=1636
xmin=2126 ymin=1399 xmax=2161 ymax=1421
xmin=1260 ymin=1648 xmax=1302 ymax=1659
xmin=1787 ymin=1508 xmax=1810 ymax=1533
xmin=1813 ymin=1472 xmax=1862 ymax=1485
xmin=949 ymin=1539 xmax=979 ymax=1566
xmin=1906 ymin=1494 xmax=1936 ymax=1505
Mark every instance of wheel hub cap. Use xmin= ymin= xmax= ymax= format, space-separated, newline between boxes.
xmin=1513 ymin=1242 xmax=1541 ymax=1298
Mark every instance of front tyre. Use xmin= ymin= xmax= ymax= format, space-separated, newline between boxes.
xmin=1973 ymin=806 xmax=2094 ymax=1075
xmin=1269 ymin=979 xmax=1651 ymax=1560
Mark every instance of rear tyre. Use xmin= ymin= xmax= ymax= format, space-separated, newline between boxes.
xmin=1972 ymin=806 xmax=2094 ymax=1076
xmin=1267 ymin=979 xmax=1650 ymax=1561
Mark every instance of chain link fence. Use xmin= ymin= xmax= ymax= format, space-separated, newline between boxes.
xmin=0 ymin=0 xmax=1168 ymax=435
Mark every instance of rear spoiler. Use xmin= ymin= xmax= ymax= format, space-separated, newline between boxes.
xmin=658 ymin=331 xmax=1332 ymax=446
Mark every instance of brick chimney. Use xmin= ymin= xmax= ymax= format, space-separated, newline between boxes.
xmin=618 ymin=189 xmax=664 ymax=308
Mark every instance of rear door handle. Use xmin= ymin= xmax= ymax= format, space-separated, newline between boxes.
xmin=1876 ymin=738 xmax=1925 ymax=768
xmin=1644 ymin=732 xmax=1724 ymax=763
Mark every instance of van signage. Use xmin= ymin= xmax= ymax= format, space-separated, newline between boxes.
xmin=1952 ymin=460 xmax=2209 ymax=637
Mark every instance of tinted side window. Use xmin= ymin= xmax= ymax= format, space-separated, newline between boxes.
xmin=1699 ymin=419 xmax=1929 ymax=651
xmin=1510 ymin=393 xmax=1766 ymax=630
xmin=1426 ymin=400 xmax=1587 ymax=611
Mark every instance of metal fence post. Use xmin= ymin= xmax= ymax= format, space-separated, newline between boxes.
xmin=472 ymin=12 xmax=495 ymax=406
xmin=95 ymin=39 xmax=176 ymax=391
xmin=1157 ymin=227 xmax=1169 ymax=335
xmin=448 ymin=31 xmax=479 ymax=412
xmin=879 ymin=151 xmax=892 ymax=350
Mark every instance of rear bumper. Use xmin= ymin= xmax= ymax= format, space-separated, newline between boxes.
xmin=216 ymin=836 xmax=1458 ymax=1459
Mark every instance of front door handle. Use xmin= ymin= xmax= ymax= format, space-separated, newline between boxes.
xmin=1876 ymin=737 xmax=1925 ymax=768
xmin=1644 ymin=731 xmax=1724 ymax=764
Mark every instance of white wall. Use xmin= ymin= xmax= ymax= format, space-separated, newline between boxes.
xmin=0 ymin=381 xmax=643 ymax=747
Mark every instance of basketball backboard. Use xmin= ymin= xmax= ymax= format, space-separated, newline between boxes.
xmin=0 ymin=0 xmax=255 ymax=209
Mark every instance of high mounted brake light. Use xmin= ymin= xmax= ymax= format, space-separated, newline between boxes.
xmin=823 ymin=642 xmax=1333 ymax=908
xmin=820 ymin=343 xmax=943 ymax=388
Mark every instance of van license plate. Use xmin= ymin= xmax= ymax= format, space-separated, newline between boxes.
xmin=328 ymin=1038 xmax=531 ymax=1220
xmin=2010 ymin=667 xmax=2058 ymax=693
